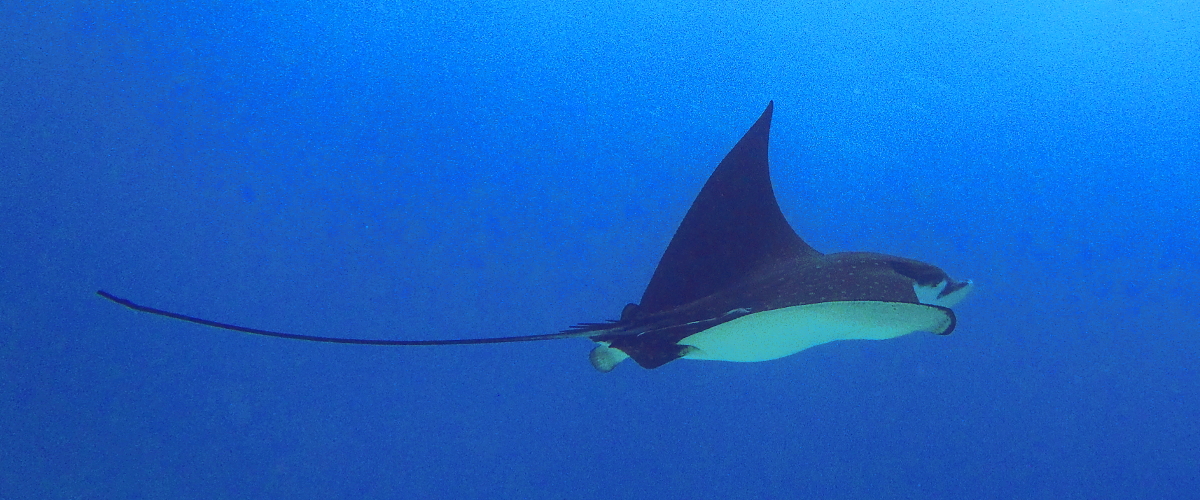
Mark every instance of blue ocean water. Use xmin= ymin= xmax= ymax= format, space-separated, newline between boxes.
xmin=2 ymin=0 xmax=1198 ymax=498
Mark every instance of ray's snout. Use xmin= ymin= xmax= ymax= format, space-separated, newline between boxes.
xmin=936 ymin=278 xmax=973 ymax=308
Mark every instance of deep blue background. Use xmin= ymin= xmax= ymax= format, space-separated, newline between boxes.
xmin=3 ymin=0 xmax=1198 ymax=498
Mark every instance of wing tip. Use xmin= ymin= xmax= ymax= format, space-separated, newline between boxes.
xmin=935 ymin=306 xmax=958 ymax=336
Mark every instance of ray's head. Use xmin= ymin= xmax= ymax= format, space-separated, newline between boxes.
xmin=885 ymin=256 xmax=974 ymax=308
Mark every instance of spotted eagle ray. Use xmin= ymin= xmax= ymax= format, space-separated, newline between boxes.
xmin=99 ymin=102 xmax=973 ymax=372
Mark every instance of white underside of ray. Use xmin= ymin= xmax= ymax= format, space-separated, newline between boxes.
xmin=679 ymin=301 xmax=954 ymax=363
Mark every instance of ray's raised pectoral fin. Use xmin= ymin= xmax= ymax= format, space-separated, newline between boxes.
xmin=637 ymin=101 xmax=821 ymax=316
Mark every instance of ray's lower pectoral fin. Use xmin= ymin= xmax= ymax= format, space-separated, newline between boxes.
xmin=852 ymin=301 xmax=957 ymax=336
xmin=679 ymin=301 xmax=958 ymax=363
xmin=801 ymin=301 xmax=956 ymax=336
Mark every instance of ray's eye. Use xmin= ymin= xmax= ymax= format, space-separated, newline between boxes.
xmin=888 ymin=260 xmax=946 ymax=286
